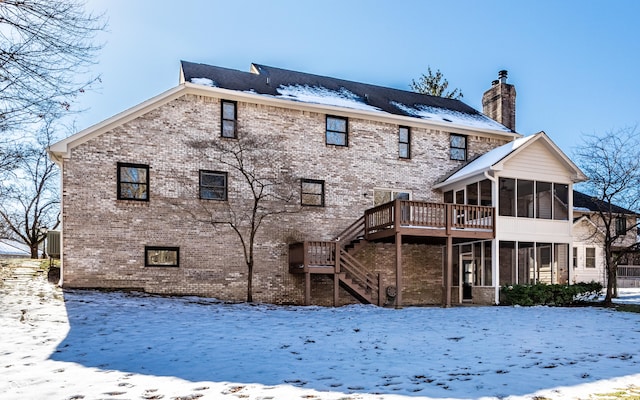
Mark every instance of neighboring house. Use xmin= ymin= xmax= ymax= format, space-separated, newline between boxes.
xmin=48 ymin=62 xmax=587 ymax=307
xmin=572 ymin=190 xmax=638 ymax=285
xmin=0 ymin=238 xmax=30 ymax=258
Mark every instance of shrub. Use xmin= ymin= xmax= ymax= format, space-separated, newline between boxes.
xmin=500 ymin=281 xmax=603 ymax=306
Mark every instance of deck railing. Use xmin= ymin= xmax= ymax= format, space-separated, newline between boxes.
xmin=364 ymin=199 xmax=494 ymax=237
xmin=617 ymin=265 xmax=640 ymax=288
xmin=289 ymin=241 xmax=337 ymax=269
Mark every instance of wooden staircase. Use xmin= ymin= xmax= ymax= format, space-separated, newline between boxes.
xmin=335 ymin=249 xmax=382 ymax=305
xmin=334 ymin=216 xmax=382 ymax=305
xmin=290 ymin=216 xmax=384 ymax=306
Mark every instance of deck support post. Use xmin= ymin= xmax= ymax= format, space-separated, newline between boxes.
xmin=445 ymin=235 xmax=453 ymax=308
xmin=304 ymin=271 xmax=311 ymax=306
xmin=395 ymin=231 xmax=402 ymax=309
xmin=333 ymin=243 xmax=340 ymax=306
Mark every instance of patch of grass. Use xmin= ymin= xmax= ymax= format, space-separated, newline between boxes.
xmin=593 ymin=385 xmax=640 ymax=399
xmin=613 ymin=304 xmax=640 ymax=314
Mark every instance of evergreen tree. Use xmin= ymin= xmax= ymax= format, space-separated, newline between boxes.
xmin=410 ymin=66 xmax=463 ymax=99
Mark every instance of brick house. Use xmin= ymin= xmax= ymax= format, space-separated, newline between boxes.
xmin=48 ymin=62 xmax=587 ymax=306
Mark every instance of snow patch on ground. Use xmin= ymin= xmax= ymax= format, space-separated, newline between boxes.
xmin=1 ymin=263 xmax=639 ymax=400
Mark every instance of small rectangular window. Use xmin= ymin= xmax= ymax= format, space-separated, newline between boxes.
xmin=444 ymin=190 xmax=454 ymax=204
xmin=553 ymin=183 xmax=569 ymax=220
xmin=573 ymin=247 xmax=577 ymax=268
xmin=499 ymin=178 xmax=515 ymax=216
xmin=326 ymin=116 xmax=348 ymax=146
xmin=200 ymin=170 xmax=227 ymax=200
xmin=479 ymin=179 xmax=492 ymax=206
xmin=616 ymin=217 xmax=626 ymax=236
xmin=221 ymin=100 xmax=237 ymax=138
xmin=301 ymin=179 xmax=325 ymax=206
xmin=117 ymin=162 xmax=149 ymax=201
xmin=536 ymin=181 xmax=553 ymax=219
xmin=585 ymin=247 xmax=596 ymax=268
xmin=145 ymin=246 xmax=179 ymax=267
xmin=517 ymin=180 xmax=534 ymax=218
xmin=450 ymin=134 xmax=467 ymax=161
xmin=399 ymin=126 xmax=410 ymax=159
xmin=467 ymin=182 xmax=478 ymax=205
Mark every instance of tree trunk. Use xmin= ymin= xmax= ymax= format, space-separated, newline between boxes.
xmin=604 ymin=264 xmax=616 ymax=306
xmin=247 ymin=262 xmax=253 ymax=303
xmin=30 ymin=244 xmax=39 ymax=259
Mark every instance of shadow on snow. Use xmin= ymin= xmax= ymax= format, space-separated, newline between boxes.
xmin=50 ymin=289 xmax=640 ymax=398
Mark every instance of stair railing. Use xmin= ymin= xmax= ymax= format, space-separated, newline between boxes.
xmin=333 ymin=215 xmax=365 ymax=248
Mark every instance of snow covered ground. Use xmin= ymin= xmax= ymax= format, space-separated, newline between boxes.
xmin=1 ymin=263 xmax=639 ymax=400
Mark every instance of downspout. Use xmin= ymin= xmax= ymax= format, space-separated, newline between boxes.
xmin=50 ymin=152 xmax=65 ymax=287
xmin=484 ymin=171 xmax=500 ymax=304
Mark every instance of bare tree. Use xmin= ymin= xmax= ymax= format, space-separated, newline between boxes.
xmin=0 ymin=123 xmax=60 ymax=258
xmin=410 ymin=66 xmax=464 ymax=99
xmin=0 ymin=0 xmax=104 ymax=132
xmin=574 ymin=127 xmax=640 ymax=306
xmin=187 ymin=135 xmax=299 ymax=302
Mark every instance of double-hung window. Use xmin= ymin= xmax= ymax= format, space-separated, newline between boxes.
xmin=450 ymin=134 xmax=467 ymax=161
xmin=399 ymin=126 xmax=410 ymax=159
xmin=117 ymin=162 xmax=149 ymax=201
xmin=585 ymin=247 xmax=596 ymax=268
xmin=326 ymin=116 xmax=348 ymax=146
xmin=199 ymin=170 xmax=227 ymax=200
xmin=301 ymin=179 xmax=325 ymax=206
xmin=221 ymin=100 xmax=237 ymax=138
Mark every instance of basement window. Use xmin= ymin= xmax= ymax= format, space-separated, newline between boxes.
xmin=326 ymin=115 xmax=348 ymax=146
xmin=117 ymin=162 xmax=149 ymax=201
xmin=145 ymin=246 xmax=179 ymax=267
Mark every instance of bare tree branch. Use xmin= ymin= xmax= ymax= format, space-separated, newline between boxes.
xmin=0 ymin=121 xmax=60 ymax=257
xmin=574 ymin=126 xmax=640 ymax=305
xmin=186 ymin=135 xmax=300 ymax=302
xmin=0 ymin=0 xmax=105 ymax=134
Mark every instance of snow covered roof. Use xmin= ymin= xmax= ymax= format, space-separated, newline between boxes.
xmin=180 ymin=61 xmax=513 ymax=133
xmin=573 ymin=190 xmax=637 ymax=215
xmin=434 ymin=132 xmax=587 ymax=188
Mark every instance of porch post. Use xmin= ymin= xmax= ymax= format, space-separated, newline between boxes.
xmin=395 ymin=231 xmax=402 ymax=309
xmin=445 ymin=235 xmax=453 ymax=308
xmin=305 ymin=271 xmax=311 ymax=306
xmin=493 ymin=238 xmax=500 ymax=304
xmin=334 ymin=242 xmax=340 ymax=306
xmin=303 ymin=241 xmax=310 ymax=305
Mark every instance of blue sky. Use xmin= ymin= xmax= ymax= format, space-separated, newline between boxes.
xmin=77 ymin=0 xmax=640 ymax=156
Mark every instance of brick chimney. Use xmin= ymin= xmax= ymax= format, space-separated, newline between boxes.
xmin=482 ymin=70 xmax=516 ymax=131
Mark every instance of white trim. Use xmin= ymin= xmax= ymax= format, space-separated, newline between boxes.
xmin=49 ymin=83 xmax=523 ymax=163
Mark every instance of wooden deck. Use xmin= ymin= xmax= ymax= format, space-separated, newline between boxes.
xmin=289 ymin=199 xmax=496 ymax=307
xmin=364 ymin=200 xmax=495 ymax=241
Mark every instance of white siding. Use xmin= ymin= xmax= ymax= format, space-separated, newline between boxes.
xmin=501 ymin=140 xmax=574 ymax=183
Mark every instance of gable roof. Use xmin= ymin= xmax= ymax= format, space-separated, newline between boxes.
xmin=573 ymin=190 xmax=637 ymax=215
xmin=434 ymin=131 xmax=587 ymax=189
xmin=49 ymin=61 xmax=522 ymax=162
xmin=180 ymin=61 xmax=514 ymax=133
